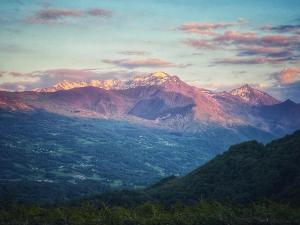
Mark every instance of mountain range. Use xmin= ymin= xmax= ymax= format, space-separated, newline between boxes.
xmin=1 ymin=71 xmax=300 ymax=203
xmin=1 ymin=71 xmax=299 ymax=136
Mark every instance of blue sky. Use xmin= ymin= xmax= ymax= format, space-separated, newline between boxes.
xmin=0 ymin=0 xmax=300 ymax=101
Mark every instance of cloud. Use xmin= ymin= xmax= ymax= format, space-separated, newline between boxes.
xmin=5 ymin=68 xmax=142 ymax=82
xmin=274 ymin=67 xmax=300 ymax=85
xmin=86 ymin=8 xmax=112 ymax=17
xmin=0 ymin=71 xmax=40 ymax=79
xmin=26 ymin=8 xmax=81 ymax=23
xmin=184 ymin=39 xmax=216 ymax=50
xmin=26 ymin=7 xmax=112 ymax=24
xmin=119 ymin=50 xmax=149 ymax=56
xmin=177 ymin=19 xmax=247 ymax=35
xmin=262 ymin=24 xmax=300 ymax=34
xmin=35 ymin=68 xmax=104 ymax=80
xmin=214 ymin=31 xmax=299 ymax=47
xmin=264 ymin=67 xmax=300 ymax=102
xmin=0 ymin=81 xmax=35 ymax=92
xmin=214 ymin=30 xmax=257 ymax=44
xmin=262 ymin=35 xmax=299 ymax=46
xmin=214 ymin=57 xmax=291 ymax=65
xmin=31 ymin=68 xmax=136 ymax=82
xmin=103 ymin=58 xmax=174 ymax=68
xmin=183 ymin=28 xmax=300 ymax=64
xmin=236 ymin=45 xmax=292 ymax=58
xmin=184 ymin=30 xmax=299 ymax=50
xmin=9 ymin=71 xmax=33 ymax=77
xmin=0 ymin=69 xmax=136 ymax=91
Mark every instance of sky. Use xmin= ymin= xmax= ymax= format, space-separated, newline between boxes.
xmin=0 ymin=0 xmax=300 ymax=101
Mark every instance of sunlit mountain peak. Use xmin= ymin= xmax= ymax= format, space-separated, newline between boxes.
xmin=151 ymin=71 xmax=170 ymax=78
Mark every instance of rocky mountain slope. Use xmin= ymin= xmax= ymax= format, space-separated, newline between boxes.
xmin=1 ymin=72 xmax=299 ymax=136
xmin=230 ymin=84 xmax=280 ymax=105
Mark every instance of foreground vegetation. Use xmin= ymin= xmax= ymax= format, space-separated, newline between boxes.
xmin=1 ymin=200 xmax=299 ymax=225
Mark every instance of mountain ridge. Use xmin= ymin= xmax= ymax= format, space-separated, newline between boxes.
xmin=33 ymin=71 xmax=279 ymax=105
xmin=230 ymin=84 xmax=280 ymax=105
xmin=1 ymin=71 xmax=299 ymax=137
xmin=34 ymin=72 xmax=180 ymax=92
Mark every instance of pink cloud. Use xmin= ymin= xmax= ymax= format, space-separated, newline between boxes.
xmin=177 ymin=19 xmax=247 ymax=35
xmin=183 ymin=29 xmax=299 ymax=64
xmin=214 ymin=31 xmax=258 ymax=44
xmin=184 ymin=39 xmax=216 ymax=50
xmin=275 ymin=67 xmax=300 ymax=85
xmin=214 ymin=31 xmax=299 ymax=47
xmin=214 ymin=57 xmax=289 ymax=65
xmin=26 ymin=7 xmax=112 ymax=24
xmin=26 ymin=8 xmax=82 ymax=23
xmin=103 ymin=58 xmax=174 ymax=68
xmin=262 ymin=35 xmax=299 ymax=45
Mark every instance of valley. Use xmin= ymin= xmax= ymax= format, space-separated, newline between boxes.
xmin=0 ymin=110 xmax=273 ymax=203
xmin=0 ymin=72 xmax=299 ymax=203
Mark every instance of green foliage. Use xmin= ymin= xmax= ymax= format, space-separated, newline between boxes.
xmin=0 ymin=201 xmax=299 ymax=225
xmin=144 ymin=131 xmax=300 ymax=206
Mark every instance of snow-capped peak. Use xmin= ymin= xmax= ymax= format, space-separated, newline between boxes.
xmin=34 ymin=79 xmax=123 ymax=92
xmin=230 ymin=84 xmax=280 ymax=105
xmin=128 ymin=71 xmax=175 ymax=88
xmin=34 ymin=72 xmax=179 ymax=92
xmin=152 ymin=71 xmax=169 ymax=78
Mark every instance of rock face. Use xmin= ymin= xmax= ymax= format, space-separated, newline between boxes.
xmin=1 ymin=71 xmax=300 ymax=136
xmin=229 ymin=84 xmax=280 ymax=105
